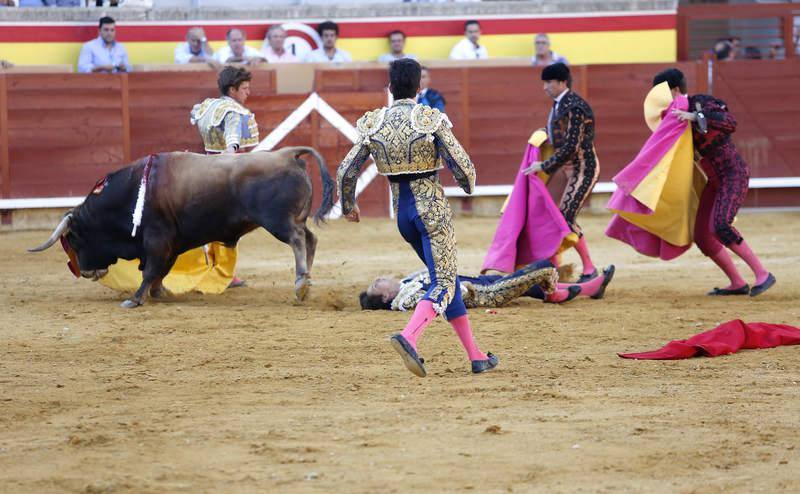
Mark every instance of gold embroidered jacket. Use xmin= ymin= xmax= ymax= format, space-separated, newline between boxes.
xmin=190 ymin=96 xmax=260 ymax=153
xmin=390 ymin=264 xmax=557 ymax=311
xmin=337 ymin=99 xmax=476 ymax=214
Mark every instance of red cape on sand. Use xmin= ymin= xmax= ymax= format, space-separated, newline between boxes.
xmin=619 ymin=320 xmax=800 ymax=360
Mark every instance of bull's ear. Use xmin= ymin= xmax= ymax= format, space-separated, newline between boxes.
xmin=28 ymin=214 xmax=72 ymax=252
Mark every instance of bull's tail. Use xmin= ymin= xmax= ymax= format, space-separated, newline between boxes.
xmin=291 ymin=147 xmax=335 ymax=225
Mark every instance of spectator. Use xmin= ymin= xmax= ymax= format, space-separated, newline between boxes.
xmin=449 ymin=20 xmax=488 ymax=60
xmin=416 ymin=67 xmax=445 ymax=112
xmin=728 ymin=36 xmax=741 ymax=59
xmin=261 ymin=25 xmax=298 ymax=63
xmin=743 ymin=46 xmax=762 ymax=60
xmin=78 ymin=17 xmax=132 ymax=74
xmin=713 ymin=39 xmax=732 ymax=61
xmin=303 ymin=21 xmax=352 ymax=63
xmin=0 ymin=60 xmax=13 ymax=69
xmin=767 ymin=44 xmax=783 ymax=60
xmin=175 ymin=27 xmax=218 ymax=66
xmin=214 ymin=28 xmax=267 ymax=66
xmin=0 ymin=0 xmax=16 ymax=5
xmin=378 ymin=30 xmax=417 ymax=63
xmin=531 ymin=33 xmax=568 ymax=66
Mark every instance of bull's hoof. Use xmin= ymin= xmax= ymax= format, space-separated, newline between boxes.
xmin=120 ymin=299 xmax=142 ymax=309
xmin=295 ymin=277 xmax=311 ymax=302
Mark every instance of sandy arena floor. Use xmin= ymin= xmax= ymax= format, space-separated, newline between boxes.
xmin=1 ymin=212 xmax=799 ymax=493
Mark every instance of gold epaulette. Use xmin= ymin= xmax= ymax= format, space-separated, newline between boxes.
xmin=528 ymin=128 xmax=549 ymax=147
xmin=356 ymin=108 xmax=387 ymax=145
xmin=410 ymin=105 xmax=450 ymax=142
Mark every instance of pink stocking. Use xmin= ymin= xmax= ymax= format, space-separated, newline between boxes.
xmin=558 ymin=272 xmax=605 ymax=298
xmin=709 ymin=249 xmax=747 ymax=289
xmin=450 ymin=315 xmax=487 ymax=361
xmin=574 ymin=236 xmax=596 ymax=275
xmin=545 ymin=288 xmax=572 ymax=303
xmin=400 ymin=300 xmax=437 ymax=350
xmin=728 ymin=239 xmax=770 ymax=285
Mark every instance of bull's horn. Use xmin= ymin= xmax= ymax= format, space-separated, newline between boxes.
xmin=28 ymin=214 xmax=72 ymax=252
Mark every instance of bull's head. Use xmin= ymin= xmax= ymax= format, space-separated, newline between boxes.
xmin=28 ymin=212 xmax=110 ymax=281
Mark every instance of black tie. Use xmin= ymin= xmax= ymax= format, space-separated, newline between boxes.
xmin=548 ymin=99 xmax=558 ymax=137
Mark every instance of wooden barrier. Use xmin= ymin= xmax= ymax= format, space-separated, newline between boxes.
xmin=0 ymin=65 xmax=74 ymax=74
xmin=1 ymin=60 xmax=798 ymax=215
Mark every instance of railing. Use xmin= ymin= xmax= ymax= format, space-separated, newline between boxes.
xmin=677 ymin=3 xmax=799 ymax=61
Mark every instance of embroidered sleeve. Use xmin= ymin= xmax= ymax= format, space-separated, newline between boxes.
xmin=223 ymin=112 xmax=242 ymax=149
xmin=541 ymin=106 xmax=585 ymax=175
xmin=337 ymin=110 xmax=385 ymax=214
xmin=336 ymin=143 xmax=370 ymax=215
xmin=699 ymin=98 xmax=737 ymax=134
xmin=434 ymin=120 xmax=476 ymax=194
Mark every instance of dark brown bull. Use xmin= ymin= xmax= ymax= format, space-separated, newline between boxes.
xmin=29 ymin=147 xmax=334 ymax=308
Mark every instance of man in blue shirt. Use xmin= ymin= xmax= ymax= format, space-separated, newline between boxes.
xmin=78 ymin=17 xmax=132 ymax=74
xmin=416 ymin=67 xmax=445 ymax=112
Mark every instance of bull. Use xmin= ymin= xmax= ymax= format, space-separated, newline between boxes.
xmin=29 ymin=147 xmax=334 ymax=308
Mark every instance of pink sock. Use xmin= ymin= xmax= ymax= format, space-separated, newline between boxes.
xmin=450 ymin=315 xmax=487 ymax=361
xmin=400 ymin=300 xmax=437 ymax=350
xmin=559 ymin=273 xmax=605 ymax=298
xmin=728 ymin=239 xmax=770 ymax=285
xmin=575 ymin=236 xmax=596 ymax=275
xmin=546 ymin=288 xmax=572 ymax=303
xmin=709 ymin=249 xmax=747 ymax=289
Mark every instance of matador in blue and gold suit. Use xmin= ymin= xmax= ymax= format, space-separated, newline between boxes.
xmin=337 ymin=99 xmax=475 ymax=319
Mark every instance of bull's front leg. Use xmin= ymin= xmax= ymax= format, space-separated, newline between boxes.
xmin=149 ymin=277 xmax=171 ymax=299
xmin=122 ymin=278 xmax=154 ymax=309
xmin=121 ymin=252 xmax=176 ymax=309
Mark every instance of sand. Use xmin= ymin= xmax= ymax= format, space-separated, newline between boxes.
xmin=1 ymin=212 xmax=799 ymax=493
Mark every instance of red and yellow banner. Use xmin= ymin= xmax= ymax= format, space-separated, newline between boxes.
xmin=0 ymin=12 xmax=676 ymax=67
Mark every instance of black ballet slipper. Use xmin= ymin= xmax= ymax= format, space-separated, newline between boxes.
xmin=707 ymin=285 xmax=750 ymax=296
xmin=750 ymin=273 xmax=776 ymax=297
xmin=390 ymin=334 xmax=427 ymax=377
xmin=471 ymin=353 xmax=499 ymax=374
xmin=576 ymin=270 xmax=598 ymax=284
xmin=591 ymin=265 xmax=616 ymax=300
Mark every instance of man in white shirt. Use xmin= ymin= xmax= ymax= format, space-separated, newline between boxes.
xmin=377 ymin=30 xmax=418 ymax=63
xmin=303 ymin=21 xmax=352 ymax=63
xmin=174 ymin=27 xmax=219 ymax=67
xmin=261 ymin=25 xmax=298 ymax=63
xmin=449 ymin=20 xmax=488 ymax=60
xmin=214 ymin=28 xmax=267 ymax=66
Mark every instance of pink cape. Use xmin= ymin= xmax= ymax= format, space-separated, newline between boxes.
xmin=619 ymin=320 xmax=800 ymax=360
xmin=481 ymin=144 xmax=573 ymax=273
xmin=605 ymin=96 xmax=691 ymax=260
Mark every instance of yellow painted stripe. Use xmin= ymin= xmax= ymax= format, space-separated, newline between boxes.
xmin=339 ymin=30 xmax=676 ymax=64
xmin=0 ymin=31 xmax=675 ymax=68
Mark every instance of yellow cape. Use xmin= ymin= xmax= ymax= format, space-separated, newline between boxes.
xmin=99 ymin=243 xmax=237 ymax=295
xmin=611 ymin=82 xmax=706 ymax=247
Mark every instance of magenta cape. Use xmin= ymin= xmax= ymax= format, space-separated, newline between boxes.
xmin=605 ymin=95 xmax=693 ymax=260
xmin=619 ymin=320 xmax=800 ymax=360
xmin=481 ymin=144 xmax=574 ymax=273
